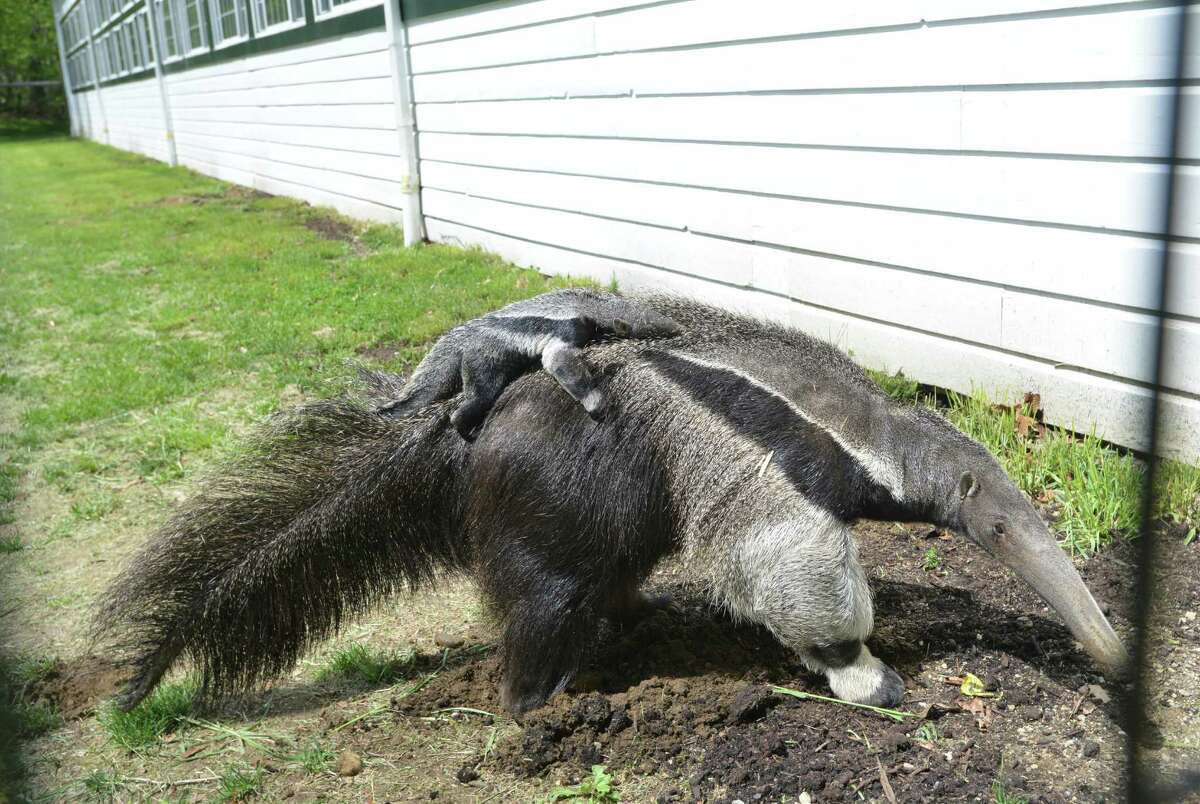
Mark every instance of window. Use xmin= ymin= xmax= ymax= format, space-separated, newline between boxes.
xmin=252 ymin=0 xmax=304 ymax=35
xmin=113 ymin=29 xmax=126 ymax=74
xmin=155 ymin=0 xmax=181 ymax=60
xmin=124 ymin=20 xmax=142 ymax=70
xmin=314 ymin=0 xmax=380 ymax=20
xmin=208 ymin=0 xmax=249 ymax=46
xmin=180 ymin=0 xmax=208 ymax=53
xmin=136 ymin=12 xmax=152 ymax=65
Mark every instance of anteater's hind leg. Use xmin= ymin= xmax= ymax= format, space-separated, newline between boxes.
xmin=452 ymin=345 xmax=528 ymax=440
xmin=377 ymin=343 xmax=463 ymax=417
xmin=731 ymin=516 xmax=904 ymax=708
xmin=485 ymin=549 xmax=604 ymax=716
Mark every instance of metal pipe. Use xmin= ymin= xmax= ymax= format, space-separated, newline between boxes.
xmin=79 ymin=0 xmax=111 ymax=144
xmin=51 ymin=10 xmax=80 ymax=137
xmin=383 ymin=0 xmax=426 ymax=245
xmin=144 ymin=1 xmax=179 ymax=166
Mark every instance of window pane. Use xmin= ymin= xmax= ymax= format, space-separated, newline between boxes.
xmin=257 ymin=0 xmax=302 ymax=29
xmin=184 ymin=0 xmax=206 ymax=51
xmin=210 ymin=0 xmax=246 ymax=42
xmin=157 ymin=0 xmax=180 ymax=57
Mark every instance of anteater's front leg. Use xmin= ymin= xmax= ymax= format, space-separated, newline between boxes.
xmin=730 ymin=518 xmax=905 ymax=708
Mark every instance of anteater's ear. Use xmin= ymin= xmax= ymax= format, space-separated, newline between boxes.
xmin=612 ymin=318 xmax=633 ymax=337
xmin=958 ymin=471 xmax=979 ymax=500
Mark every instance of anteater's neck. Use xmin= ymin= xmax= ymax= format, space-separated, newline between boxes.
xmin=850 ymin=405 xmax=958 ymax=528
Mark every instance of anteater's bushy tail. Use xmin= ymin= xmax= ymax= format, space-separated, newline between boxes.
xmin=93 ymin=370 xmax=471 ymax=711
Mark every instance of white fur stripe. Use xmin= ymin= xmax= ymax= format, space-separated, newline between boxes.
xmin=663 ymin=352 xmax=905 ymax=501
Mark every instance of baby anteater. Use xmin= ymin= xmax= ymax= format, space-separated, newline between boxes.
xmin=377 ymin=288 xmax=680 ymax=439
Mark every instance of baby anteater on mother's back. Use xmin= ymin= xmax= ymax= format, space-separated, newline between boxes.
xmin=376 ymin=289 xmax=680 ymax=439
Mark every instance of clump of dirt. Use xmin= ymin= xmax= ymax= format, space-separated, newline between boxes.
xmin=158 ymin=186 xmax=271 ymax=207
xmin=25 ymin=655 xmax=126 ymax=720
xmin=392 ymin=524 xmax=1200 ymax=802
xmin=304 ymin=215 xmax=356 ymax=243
xmin=355 ymin=339 xmax=426 ymax=364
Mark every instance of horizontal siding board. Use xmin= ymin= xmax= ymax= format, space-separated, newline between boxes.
xmin=419 ymin=132 xmax=1192 ymax=237
xmin=167 ymin=51 xmax=391 ymax=95
xmin=170 ymin=103 xmax=397 ymax=128
xmin=418 ymin=161 xmax=1200 ymax=315
xmin=407 ymin=0 xmax=649 ymax=45
xmin=425 ymin=216 xmax=1200 ymax=461
xmin=174 ymin=131 xmax=406 ymax=181
xmin=412 ymin=6 xmax=1196 ymax=99
xmin=166 ymin=31 xmax=391 ymax=85
xmin=167 ymin=77 xmax=394 ymax=108
xmin=174 ymin=140 xmax=404 ymax=207
xmin=418 ymin=87 xmax=1187 ymax=159
xmin=171 ymin=118 xmax=403 ymax=155
xmin=422 ymin=188 xmax=1198 ymax=392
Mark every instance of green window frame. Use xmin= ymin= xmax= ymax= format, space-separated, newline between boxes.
xmin=181 ymin=0 xmax=209 ymax=54
xmin=208 ymin=0 xmax=249 ymax=47
xmin=314 ymin=0 xmax=379 ymax=20
xmin=155 ymin=0 xmax=182 ymax=61
xmin=251 ymin=0 xmax=305 ymax=35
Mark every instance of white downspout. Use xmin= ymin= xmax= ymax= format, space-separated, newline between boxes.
xmin=383 ymin=0 xmax=426 ymax=245
xmin=52 ymin=5 xmax=80 ymax=138
xmin=145 ymin=2 xmax=179 ymax=166
xmin=79 ymin=0 xmax=111 ymax=144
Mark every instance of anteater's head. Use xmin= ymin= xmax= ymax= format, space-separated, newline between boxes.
xmin=941 ymin=439 xmax=1130 ymax=680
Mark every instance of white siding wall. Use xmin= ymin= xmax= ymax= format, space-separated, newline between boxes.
xmin=408 ymin=0 xmax=1200 ymax=462
xmin=102 ymin=76 xmax=172 ymax=162
xmin=63 ymin=0 xmax=1200 ymax=461
xmin=166 ymin=30 xmax=404 ymax=223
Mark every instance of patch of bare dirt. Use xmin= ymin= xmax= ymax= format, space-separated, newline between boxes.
xmin=26 ymin=655 xmax=126 ymax=720
xmin=304 ymin=215 xmax=355 ymax=243
xmin=387 ymin=526 xmax=1199 ymax=802
xmin=157 ymin=186 xmax=271 ymax=207
xmin=355 ymin=340 xmax=414 ymax=363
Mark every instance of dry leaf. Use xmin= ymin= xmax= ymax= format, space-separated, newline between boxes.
xmin=1015 ymin=414 xmax=1036 ymax=439
xmin=962 ymin=697 xmax=994 ymax=731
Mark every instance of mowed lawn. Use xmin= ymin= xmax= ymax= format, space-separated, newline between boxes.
xmin=0 ymin=122 xmax=579 ymax=801
xmin=1 ymin=121 xmax=1197 ymax=802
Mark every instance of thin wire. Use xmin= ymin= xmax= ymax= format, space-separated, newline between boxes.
xmin=1125 ymin=3 xmax=1193 ymax=801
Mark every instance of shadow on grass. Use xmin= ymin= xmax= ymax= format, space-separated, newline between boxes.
xmin=0 ymin=116 xmax=69 ymax=143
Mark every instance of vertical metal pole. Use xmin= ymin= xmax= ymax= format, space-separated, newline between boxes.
xmin=52 ymin=7 xmax=80 ymax=137
xmin=1125 ymin=3 xmax=1192 ymax=802
xmin=383 ymin=0 xmax=426 ymax=245
xmin=79 ymin=0 xmax=111 ymax=144
xmin=145 ymin=1 xmax=179 ymax=166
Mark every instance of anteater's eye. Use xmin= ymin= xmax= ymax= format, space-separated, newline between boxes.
xmin=993 ymin=522 xmax=1006 ymax=537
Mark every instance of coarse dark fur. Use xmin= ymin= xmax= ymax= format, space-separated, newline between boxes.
xmin=94 ymin=294 xmax=1126 ymax=716
xmin=375 ymin=288 xmax=679 ymax=439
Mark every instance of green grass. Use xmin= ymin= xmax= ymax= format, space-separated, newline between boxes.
xmin=315 ymin=644 xmax=416 ymax=686
xmin=98 ymin=679 xmax=196 ymax=751
xmin=80 ymin=769 xmax=128 ymax=801
xmin=0 ymin=122 xmax=574 ymax=602
xmin=216 ymin=765 xmax=264 ymax=802
xmin=870 ymin=370 xmax=1200 ymax=554
xmin=290 ymin=741 xmax=334 ymax=774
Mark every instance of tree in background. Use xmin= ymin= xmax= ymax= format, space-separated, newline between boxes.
xmin=0 ymin=0 xmax=65 ymax=120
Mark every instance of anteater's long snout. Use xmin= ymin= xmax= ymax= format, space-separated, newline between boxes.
xmin=998 ymin=512 xmax=1130 ymax=679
